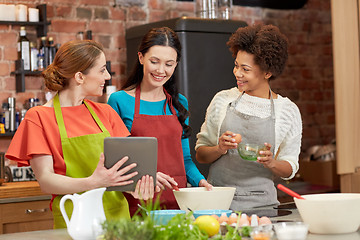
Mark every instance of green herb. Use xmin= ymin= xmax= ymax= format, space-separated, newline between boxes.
xmin=101 ymin=198 xmax=246 ymax=240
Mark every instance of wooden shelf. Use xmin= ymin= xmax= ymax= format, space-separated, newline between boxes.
xmin=0 ymin=4 xmax=50 ymax=38
xmin=0 ymin=4 xmax=50 ymax=92
xmin=0 ymin=132 xmax=15 ymax=138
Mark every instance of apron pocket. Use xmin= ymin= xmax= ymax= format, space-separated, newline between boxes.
xmin=235 ymin=189 xmax=266 ymax=196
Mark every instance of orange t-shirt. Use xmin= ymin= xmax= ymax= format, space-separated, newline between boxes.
xmin=5 ymin=100 xmax=130 ymax=176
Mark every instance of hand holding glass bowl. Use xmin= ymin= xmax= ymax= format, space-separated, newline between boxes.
xmin=237 ymin=143 xmax=267 ymax=161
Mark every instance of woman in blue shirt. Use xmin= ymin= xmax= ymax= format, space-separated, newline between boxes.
xmin=108 ymin=27 xmax=212 ymax=215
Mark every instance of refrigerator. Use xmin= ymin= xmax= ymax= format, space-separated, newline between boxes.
xmin=126 ymin=17 xmax=247 ymax=178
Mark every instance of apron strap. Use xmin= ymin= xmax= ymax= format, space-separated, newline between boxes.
xmin=83 ymin=100 xmax=108 ymax=133
xmin=135 ymin=85 xmax=141 ymax=114
xmin=53 ymin=93 xmax=68 ymax=139
xmin=163 ymin=89 xmax=177 ymax=116
xmin=53 ymin=94 xmax=108 ymax=140
xmin=134 ymin=85 xmax=177 ymax=116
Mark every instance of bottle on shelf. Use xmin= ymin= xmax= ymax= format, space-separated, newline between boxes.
xmin=17 ymin=26 xmax=31 ymax=71
xmin=8 ymin=98 xmax=16 ymax=132
xmin=39 ymin=36 xmax=49 ymax=68
xmin=2 ymin=103 xmax=10 ymax=132
xmin=30 ymin=42 xmax=39 ymax=71
xmin=37 ymin=53 xmax=45 ymax=71
xmin=86 ymin=30 xmax=92 ymax=40
xmin=76 ymin=31 xmax=84 ymax=40
xmin=48 ymin=37 xmax=56 ymax=65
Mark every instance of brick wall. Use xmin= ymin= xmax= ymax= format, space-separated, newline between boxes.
xmin=0 ymin=0 xmax=334 ymax=156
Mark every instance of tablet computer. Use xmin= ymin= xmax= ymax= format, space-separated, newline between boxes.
xmin=104 ymin=137 xmax=157 ymax=192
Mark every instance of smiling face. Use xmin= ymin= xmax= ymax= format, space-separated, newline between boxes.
xmin=81 ymin=52 xmax=111 ymax=96
xmin=233 ymin=50 xmax=272 ymax=97
xmin=138 ymin=45 xmax=178 ymax=90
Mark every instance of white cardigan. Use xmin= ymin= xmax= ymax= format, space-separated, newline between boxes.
xmin=195 ymin=87 xmax=302 ymax=180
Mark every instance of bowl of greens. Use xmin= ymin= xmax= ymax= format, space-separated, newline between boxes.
xmin=237 ymin=143 xmax=266 ymax=161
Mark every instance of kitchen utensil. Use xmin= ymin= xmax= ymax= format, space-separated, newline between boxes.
xmin=294 ymin=193 xmax=360 ymax=234
xmin=273 ymin=222 xmax=308 ymax=240
xmin=173 ymin=187 xmax=235 ymax=212
xmin=150 ymin=209 xmax=186 ymax=225
xmin=277 ymin=184 xmax=305 ymax=200
xmin=237 ymin=143 xmax=266 ymax=161
xmin=193 ymin=209 xmax=232 ymax=219
xmin=60 ymin=187 xmax=106 ymax=240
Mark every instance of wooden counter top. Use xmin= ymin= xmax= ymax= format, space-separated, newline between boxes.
xmin=0 ymin=181 xmax=48 ymax=199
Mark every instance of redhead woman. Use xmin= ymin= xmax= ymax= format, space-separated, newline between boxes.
xmin=6 ymin=40 xmax=154 ymax=228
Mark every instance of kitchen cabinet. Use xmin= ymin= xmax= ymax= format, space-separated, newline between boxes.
xmin=0 ymin=4 xmax=50 ymax=92
xmin=331 ymin=0 xmax=360 ymax=193
xmin=0 ymin=182 xmax=53 ymax=234
xmin=0 ymin=199 xmax=53 ymax=234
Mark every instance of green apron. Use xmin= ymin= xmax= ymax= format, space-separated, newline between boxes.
xmin=51 ymin=94 xmax=130 ymax=229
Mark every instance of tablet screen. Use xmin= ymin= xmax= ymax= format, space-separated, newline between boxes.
xmin=104 ymin=137 xmax=157 ymax=192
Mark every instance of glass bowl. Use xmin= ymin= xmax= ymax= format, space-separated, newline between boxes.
xmin=237 ymin=143 xmax=266 ymax=161
xmin=273 ymin=222 xmax=309 ymax=240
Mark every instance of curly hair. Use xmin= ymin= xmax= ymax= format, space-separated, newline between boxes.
xmin=42 ymin=40 xmax=104 ymax=91
xmin=227 ymin=24 xmax=288 ymax=80
xmin=122 ymin=27 xmax=191 ymax=138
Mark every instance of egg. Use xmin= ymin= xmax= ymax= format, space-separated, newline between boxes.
xmin=211 ymin=214 xmax=219 ymax=221
xmin=228 ymin=213 xmax=238 ymax=225
xmin=250 ymin=214 xmax=259 ymax=226
xmin=237 ymin=217 xmax=249 ymax=227
xmin=218 ymin=212 xmax=229 ymax=224
xmin=237 ymin=213 xmax=250 ymax=226
xmin=233 ymin=134 xmax=242 ymax=143
xmin=258 ymin=216 xmax=272 ymax=225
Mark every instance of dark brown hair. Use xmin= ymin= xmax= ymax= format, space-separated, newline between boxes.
xmin=227 ymin=24 xmax=288 ymax=80
xmin=42 ymin=40 xmax=104 ymax=91
xmin=122 ymin=27 xmax=191 ymax=138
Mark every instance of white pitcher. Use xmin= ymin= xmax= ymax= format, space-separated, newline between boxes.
xmin=60 ymin=187 xmax=106 ymax=240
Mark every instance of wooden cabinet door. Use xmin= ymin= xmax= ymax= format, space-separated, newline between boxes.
xmin=331 ymin=0 xmax=360 ymax=192
xmin=0 ymin=200 xmax=53 ymax=234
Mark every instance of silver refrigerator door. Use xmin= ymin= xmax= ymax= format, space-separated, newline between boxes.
xmin=126 ymin=17 xmax=247 ymax=178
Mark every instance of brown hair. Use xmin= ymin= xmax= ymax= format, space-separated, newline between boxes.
xmin=42 ymin=40 xmax=104 ymax=91
xmin=227 ymin=24 xmax=288 ymax=80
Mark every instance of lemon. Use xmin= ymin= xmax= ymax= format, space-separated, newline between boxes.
xmin=194 ymin=215 xmax=220 ymax=237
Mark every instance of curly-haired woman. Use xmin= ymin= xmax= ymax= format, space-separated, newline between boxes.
xmin=195 ymin=24 xmax=302 ymax=210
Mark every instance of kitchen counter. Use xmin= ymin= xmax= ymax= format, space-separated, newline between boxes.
xmin=0 ymin=208 xmax=359 ymax=239
xmin=0 ymin=181 xmax=51 ymax=202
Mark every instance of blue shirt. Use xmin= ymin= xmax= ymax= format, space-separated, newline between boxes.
xmin=108 ymin=90 xmax=205 ymax=186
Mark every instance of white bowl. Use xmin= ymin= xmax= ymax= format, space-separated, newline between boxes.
xmin=294 ymin=193 xmax=360 ymax=234
xmin=173 ymin=187 xmax=236 ymax=212
xmin=273 ymin=222 xmax=308 ymax=240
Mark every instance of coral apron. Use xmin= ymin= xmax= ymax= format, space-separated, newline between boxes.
xmin=124 ymin=85 xmax=187 ymax=216
xmin=51 ymin=94 xmax=130 ymax=229
xmin=207 ymin=90 xmax=279 ymax=210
